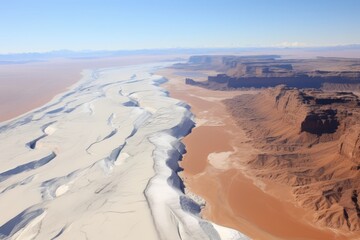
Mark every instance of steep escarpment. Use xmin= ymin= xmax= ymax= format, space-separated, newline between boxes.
xmin=181 ymin=55 xmax=360 ymax=90
xmin=224 ymin=87 xmax=360 ymax=232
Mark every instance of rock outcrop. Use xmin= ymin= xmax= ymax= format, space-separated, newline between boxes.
xmin=300 ymin=109 xmax=339 ymax=135
xmin=224 ymin=87 xmax=360 ymax=232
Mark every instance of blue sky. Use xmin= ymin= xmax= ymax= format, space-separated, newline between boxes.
xmin=1 ymin=0 xmax=360 ymax=53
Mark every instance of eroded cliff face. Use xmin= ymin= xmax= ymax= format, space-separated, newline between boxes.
xmin=183 ymin=55 xmax=360 ymax=90
xmin=224 ymin=87 xmax=360 ymax=232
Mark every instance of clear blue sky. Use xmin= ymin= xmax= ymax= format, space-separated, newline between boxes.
xmin=1 ymin=0 xmax=360 ymax=53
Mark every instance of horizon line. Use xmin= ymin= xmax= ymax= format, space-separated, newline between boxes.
xmin=1 ymin=44 xmax=360 ymax=55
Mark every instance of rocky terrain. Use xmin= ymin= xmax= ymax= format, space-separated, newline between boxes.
xmin=224 ymin=87 xmax=360 ymax=232
xmin=179 ymin=55 xmax=360 ymax=90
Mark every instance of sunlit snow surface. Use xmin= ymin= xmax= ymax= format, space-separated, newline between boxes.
xmin=0 ymin=63 xmax=248 ymax=240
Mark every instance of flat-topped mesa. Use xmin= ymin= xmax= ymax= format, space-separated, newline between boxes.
xmin=184 ymin=55 xmax=360 ymax=90
xmin=224 ymin=87 xmax=360 ymax=232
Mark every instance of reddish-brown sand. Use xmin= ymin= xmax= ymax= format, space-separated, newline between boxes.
xmin=0 ymin=55 xmax=187 ymax=122
xmin=159 ymin=68 xmax=350 ymax=240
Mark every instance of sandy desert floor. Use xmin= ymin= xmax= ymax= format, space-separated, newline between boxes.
xmin=159 ymin=67 xmax=351 ymax=239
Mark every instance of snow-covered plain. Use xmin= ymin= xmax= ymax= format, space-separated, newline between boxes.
xmin=0 ymin=63 xmax=248 ymax=240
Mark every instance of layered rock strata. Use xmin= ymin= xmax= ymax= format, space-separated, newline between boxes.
xmin=224 ymin=87 xmax=360 ymax=232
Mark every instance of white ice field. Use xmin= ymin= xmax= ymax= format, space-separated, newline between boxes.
xmin=0 ymin=63 xmax=248 ymax=240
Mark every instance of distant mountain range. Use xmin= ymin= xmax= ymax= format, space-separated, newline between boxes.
xmin=0 ymin=44 xmax=360 ymax=63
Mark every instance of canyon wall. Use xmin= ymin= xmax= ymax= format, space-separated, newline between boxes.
xmin=224 ymin=87 xmax=360 ymax=232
